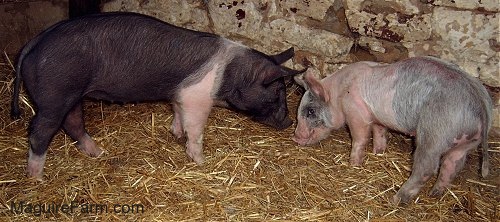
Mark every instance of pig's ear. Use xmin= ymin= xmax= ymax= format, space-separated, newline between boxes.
xmin=262 ymin=67 xmax=306 ymax=85
xmin=294 ymin=69 xmax=318 ymax=89
xmin=294 ymin=73 xmax=307 ymax=88
xmin=304 ymin=71 xmax=329 ymax=102
xmin=281 ymin=66 xmax=307 ymax=76
xmin=270 ymin=47 xmax=295 ymax=64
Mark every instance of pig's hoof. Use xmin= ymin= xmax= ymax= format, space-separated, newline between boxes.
xmin=391 ymin=195 xmax=402 ymax=206
xmin=373 ymin=146 xmax=386 ymax=154
xmin=26 ymin=165 xmax=44 ymax=181
xmin=349 ymin=158 xmax=363 ymax=167
xmin=187 ymin=151 xmax=205 ymax=165
xmin=77 ymin=135 xmax=104 ymax=157
xmin=192 ymin=154 xmax=205 ymax=165
xmin=86 ymin=146 xmax=104 ymax=157
xmin=27 ymin=152 xmax=46 ymax=181
xmin=393 ymin=191 xmax=412 ymax=206
xmin=173 ymin=132 xmax=185 ymax=139
xmin=170 ymin=124 xmax=184 ymax=139
xmin=78 ymin=143 xmax=104 ymax=157
xmin=428 ymin=186 xmax=445 ymax=198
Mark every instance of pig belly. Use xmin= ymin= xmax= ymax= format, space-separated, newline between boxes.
xmin=85 ymin=79 xmax=175 ymax=103
xmin=86 ymin=88 xmax=170 ymax=103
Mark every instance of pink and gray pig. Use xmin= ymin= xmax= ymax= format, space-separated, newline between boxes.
xmin=293 ymin=56 xmax=492 ymax=205
xmin=11 ymin=12 xmax=304 ymax=179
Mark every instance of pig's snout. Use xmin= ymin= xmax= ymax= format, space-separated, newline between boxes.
xmin=293 ymin=135 xmax=310 ymax=146
xmin=293 ymin=117 xmax=314 ymax=145
xmin=293 ymin=127 xmax=313 ymax=146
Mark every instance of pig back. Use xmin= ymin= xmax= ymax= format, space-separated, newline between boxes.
xmin=23 ymin=12 xmax=223 ymax=103
xmin=364 ymin=57 xmax=492 ymax=136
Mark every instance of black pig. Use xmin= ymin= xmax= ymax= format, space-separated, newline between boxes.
xmin=11 ymin=12 xmax=304 ymax=179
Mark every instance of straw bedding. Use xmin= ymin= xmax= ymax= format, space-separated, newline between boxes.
xmin=0 ymin=54 xmax=498 ymax=221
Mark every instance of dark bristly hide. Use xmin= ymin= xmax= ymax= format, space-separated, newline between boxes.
xmin=11 ymin=12 xmax=304 ymax=179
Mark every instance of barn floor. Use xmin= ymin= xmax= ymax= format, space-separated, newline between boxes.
xmin=0 ymin=56 xmax=498 ymax=221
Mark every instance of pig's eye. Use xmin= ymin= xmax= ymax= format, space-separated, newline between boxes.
xmin=306 ymin=108 xmax=316 ymax=118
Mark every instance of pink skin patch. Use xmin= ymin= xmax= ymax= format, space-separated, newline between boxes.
xmin=27 ymin=149 xmax=46 ymax=181
xmin=77 ymin=133 xmax=103 ymax=157
xmin=174 ymin=64 xmax=220 ymax=164
xmin=453 ymin=131 xmax=481 ymax=146
xmin=429 ymin=131 xmax=482 ymax=196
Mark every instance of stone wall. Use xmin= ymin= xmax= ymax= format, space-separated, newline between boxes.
xmin=102 ymin=0 xmax=499 ymax=131
xmin=102 ymin=0 xmax=498 ymax=85
xmin=0 ymin=1 xmax=67 ymax=54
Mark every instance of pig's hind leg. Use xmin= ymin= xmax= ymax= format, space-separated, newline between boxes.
xmin=27 ymin=105 xmax=71 ymax=179
xmin=62 ymin=102 xmax=103 ymax=157
xmin=429 ymin=138 xmax=480 ymax=197
xmin=393 ymin=125 xmax=445 ymax=205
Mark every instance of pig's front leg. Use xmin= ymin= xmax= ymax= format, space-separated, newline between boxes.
xmin=170 ymin=103 xmax=184 ymax=139
xmin=176 ymin=66 xmax=217 ymax=165
xmin=175 ymin=64 xmax=219 ymax=164
xmin=347 ymin=118 xmax=371 ymax=166
xmin=343 ymin=95 xmax=373 ymax=166
xmin=372 ymin=124 xmax=387 ymax=154
xmin=179 ymin=99 xmax=213 ymax=165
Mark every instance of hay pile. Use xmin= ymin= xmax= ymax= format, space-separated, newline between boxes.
xmin=0 ymin=54 xmax=498 ymax=221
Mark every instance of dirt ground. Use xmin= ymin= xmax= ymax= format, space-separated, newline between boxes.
xmin=0 ymin=55 xmax=498 ymax=221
